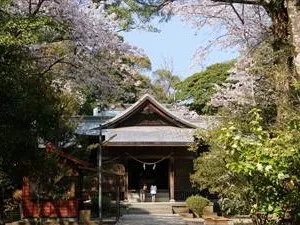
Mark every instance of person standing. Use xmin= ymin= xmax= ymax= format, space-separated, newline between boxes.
xmin=140 ymin=183 xmax=147 ymax=202
xmin=150 ymin=184 xmax=157 ymax=202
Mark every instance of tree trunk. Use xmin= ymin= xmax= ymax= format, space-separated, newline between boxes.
xmin=265 ymin=3 xmax=292 ymax=123
xmin=286 ymin=1 xmax=300 ymax=75
xmin=268 ymin=4 xmax=290 ymax=49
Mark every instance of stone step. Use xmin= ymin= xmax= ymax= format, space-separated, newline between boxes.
xmin=122 ymin=203 xmax=173 ymax=215
xmin=127 ymin=203 xmax=173 ymax=207
xmin=116 ymin=214 xmax=187 ymax=225
xmin=183 ymin=218 xmax=205 ymax=225
xmin=126 ymin=208 xmax=173 ymax=214
xmin=204 ymin=217 xmax=232 ymax=225
xmin=125 ymin=207 xmax=173 ymax=214
xmin=128 ymin=191 xmax=170 ymax=202
xmin=172 ymin=205 xmax=190 ymax=214
xmin=145 ymin=195 xmax=169 ymax=202
xmin=203 ymin=213 xmax=219 ymax=218
xmin=179 ymin=212 xmax=194 ymax=218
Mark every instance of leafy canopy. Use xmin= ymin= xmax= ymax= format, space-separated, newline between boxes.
xmin=0 ymin=0 xmax=77 ymax=206
xmin=176 ymin=61 xmax=234 ymax=114
xmin=191 ymin=109 xmax=300 ymax=224
xmin=152 ymin=68 xmax=180 ymax=103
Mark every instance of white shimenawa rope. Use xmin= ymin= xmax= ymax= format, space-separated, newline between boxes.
xmin=125 ymin=152 xmax=173 ymax=170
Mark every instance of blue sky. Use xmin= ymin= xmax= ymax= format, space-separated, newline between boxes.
xmin=122 ymin=17 xmax=239 ymax=79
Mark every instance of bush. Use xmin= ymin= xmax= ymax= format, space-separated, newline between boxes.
xmin=218 ymin=197 xmax=248 ymax=216
xmin=186 ymin=195 xmax=210 ymax=217
xmin=91 ymin=195 xmax=116 ymax=218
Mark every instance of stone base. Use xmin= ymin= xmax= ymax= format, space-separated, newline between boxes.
xmin=183 ymin=218 xmax=205 ymax=225
xmin=204 ymin=217 xmax=232 ymax=225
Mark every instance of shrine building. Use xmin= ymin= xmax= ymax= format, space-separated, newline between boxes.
xmin=76 ymin=94 xmax=217 ymax=202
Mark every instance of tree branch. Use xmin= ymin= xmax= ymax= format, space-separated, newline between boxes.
xmin=32 ymin=0 xmax=46 ymax=16
xmin=230 ymin=3 xmax=244 ymax=24
xmin=41 ymin=57 xmax=65 ymax=75
xmin=211 ymin=0 xmax=265 ymax=6
xmin=41 ymin=57 xmax=78 ymax=75
xmin=135 ymin=0 xmax=173 ymax=10
xmin=29 ymin=0 xmax=32 ymax=14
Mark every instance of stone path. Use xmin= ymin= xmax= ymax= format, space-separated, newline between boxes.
xmin=115 ymin=214 xmax=186 ymax=225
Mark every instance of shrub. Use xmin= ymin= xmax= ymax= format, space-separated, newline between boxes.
xmin=186 ymin=195 xmax=210 ymax=217
xmin=91 ymin=195 xmax=116 ymax=217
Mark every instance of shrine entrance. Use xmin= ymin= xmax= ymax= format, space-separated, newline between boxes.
xmin=81 ymin=94 xmax=199 ymax=202
xmin=128 ymin=158 xmax=169 ymax=190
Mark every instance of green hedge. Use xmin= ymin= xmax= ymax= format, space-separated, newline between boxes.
xmin=186 ymin=195 xmax=210 ymax=216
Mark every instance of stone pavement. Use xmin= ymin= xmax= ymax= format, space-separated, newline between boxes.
xmin=115 ymin=214 xmax=187 ymax=225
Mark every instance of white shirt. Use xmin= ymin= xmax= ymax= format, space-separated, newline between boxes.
xmin=150 ymin=185 xmax=157 ymax=195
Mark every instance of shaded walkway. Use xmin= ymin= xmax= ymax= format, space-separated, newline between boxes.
xmin=115 ymin=214 xmax=186 ymax=225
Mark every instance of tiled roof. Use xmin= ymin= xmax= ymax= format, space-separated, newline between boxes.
xmin=101 ymin=126 xmax=195 ymax=146
xmin=75 ymin=94 xmax=221 ymax=145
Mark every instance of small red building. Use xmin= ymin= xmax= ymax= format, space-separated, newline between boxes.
xmin=21 ymin=149 xmax=89 ymax=218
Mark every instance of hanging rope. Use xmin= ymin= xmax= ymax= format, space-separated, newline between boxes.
xmin=102 ymin=152 xmax=173 ymax=171
xmin=125 ymin=152 xmax=173 ymax=168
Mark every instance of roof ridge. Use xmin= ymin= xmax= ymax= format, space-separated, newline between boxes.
xmin=101 ymin=94 xmax=197 ymax=129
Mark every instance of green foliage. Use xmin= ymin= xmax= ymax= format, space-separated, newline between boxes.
xmin=186 ymin=195 xmax=210 ymax=217
xmin=190 ymin=127 xmax=251 ymax=216
xmin=152 ymin=68 xmax=180 ymax=103
xmin=0 ymin=2 xmax=82 ymax=216
xmin=120 ymin=54 xmax=152 ymax=71
xmin=0 ymin=45 xmax=78 ymax=184
xmin=0 ymin=2 xmax=78 ymax=210
xmin=102 ymin=196 xmax=116 ymax=216
xmin=79 ymin=89 xmax=98 ymax=115
xmin=176 ymin=61 xmax=234 ymax=114
xmin=102 ymin=0 xmax=166 ymax=31
xmin=116 ymin=72 xmax=177 ymax=104
xmin=218 ymin=197 xmax=249 ymax=216
xmin=0 ymin=4 xmax=66 ymax=46
xmin=192 ymin=108 xmax=300 ymax=224
xmin=151 ymin=82 xmax=169 ymax=102
xmin=222 ymin=109 xmax=300 ymax=224
xmin=91 ymin=195 xmax=116 ymax=218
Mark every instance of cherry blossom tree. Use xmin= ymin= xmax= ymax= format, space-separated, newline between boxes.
xmin=168 ymin=1 xmax=270 ymax=59
xmin=125 ymin=0 xmax=299 ymax=67
xmin=9 ymin=0 xmax=146 ymax=100
xmin=117 ymin=0 xmax=300 ymax=121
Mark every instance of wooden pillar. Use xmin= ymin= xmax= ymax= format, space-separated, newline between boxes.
xmin=124 ymin=157 xmax=129 ymax=201
xmin=169 ymin=157 xmax=175 ymax=202
xmin=77 ymin=170 xmax=83 ymax=221
xmin=78 ymin=171 xmax=83 ymax=208
xmin=116 ymin=175 xmax=120 ymax=220
xmin=22 ymin=177 xmax=30 ymax=199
